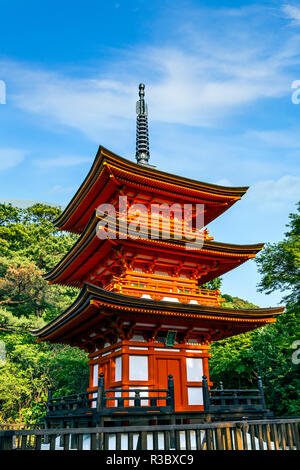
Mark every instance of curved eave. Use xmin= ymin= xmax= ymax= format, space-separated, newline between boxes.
xmin=54 ymin=146 xmax=249 ymax=232
xmin=31 ymin=283 xmax=284 ymax=343
xmin=43 ymin=212 xmax=264 ymax=286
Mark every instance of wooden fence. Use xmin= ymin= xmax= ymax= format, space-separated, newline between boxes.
xmin=0 ymin=418 xmax=299 ymax=450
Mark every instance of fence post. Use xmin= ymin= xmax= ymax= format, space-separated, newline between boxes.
xmin=44 ymin=387 xmax=53 ymax=444
xmin=257 ymin=376 xmax=266 ymax=410
xmin=97 ymin=373 xmax=105 ymax=412
xmin=219 ymin=381 xmax=225 ymax=407
xmin=168 ymin=374 xmax=175 ymax=411
xmin=135 ymin=391 xmax=141 ymax=407
xmin=0 ymin=431 xmax=14 ymax=450
xmin=202 ymin=376 xmax=210 ymax=411
xmin=167 ymin=374 xmax=176 ymax=449
xmin=46 ymin=387 xmax=53 ymax=412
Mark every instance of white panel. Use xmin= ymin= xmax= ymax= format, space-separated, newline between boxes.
xmin=114 ymin=390 xmax=122 ymax=407
xmin=147 ymin=433 xmax=153 ymax=450
xmin=186 ymin=357 xmax=203 ymax=382
xmin=161 ymin=297 xmax=180 ymax=302
xmin=129 ymin=356 xmax=148 ymax=381
xmin=188 ymin=387 xmax=203 ymax=405
xmin=161 ymin=325 xmax=187 ymax=329
xmin=108 ymin=434 xmax=116 ymax=450
xmin=93 ymin=364 xmax=98 ymax=387
xmin=154 ymin=348 xmax=180 ymax=352
xmin=92 ymin=392 xmax=97 ymax=408
xmin=115 ymin=356 xmax=122 ymax=382
xmin=121 ymin=434 xmax=128 ymax=450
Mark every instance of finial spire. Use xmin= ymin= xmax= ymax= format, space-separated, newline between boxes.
xmin=136 ymin=83 xmax=150 ymax=165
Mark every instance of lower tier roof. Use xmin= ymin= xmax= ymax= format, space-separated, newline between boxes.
xmin=31 ymin=283 xmax=284 ymax=348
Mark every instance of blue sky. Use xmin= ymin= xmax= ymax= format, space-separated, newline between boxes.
xmin=0 ymin=0 xmax=299 ymax=307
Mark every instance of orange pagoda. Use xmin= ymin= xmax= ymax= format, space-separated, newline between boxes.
xmin=33 ymin=84 xmax=283 ymax=420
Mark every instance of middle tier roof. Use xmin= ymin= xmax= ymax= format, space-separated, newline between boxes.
xmin=44 ymin=211 xmax=264 ymax=288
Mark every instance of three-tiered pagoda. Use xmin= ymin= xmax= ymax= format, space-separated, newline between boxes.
xmin=33 ymin=84 xmax=283 ymax=413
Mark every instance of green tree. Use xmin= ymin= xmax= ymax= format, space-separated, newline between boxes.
xmin=210 ymin=201 xmax=300 ymax=416
xmin=0 ymin=204 xmax=89 ymax=424
xmin=0 ymin=309 xmax=88 ymax=424
xmin=0 ymin=203 xmax=78 ymax=319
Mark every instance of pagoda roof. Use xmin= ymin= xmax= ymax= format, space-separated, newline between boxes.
xmin=31 ymin=283 xmax=284 ymax=345
xmin=54 ymin=146 xmax=249 ymax=233
xmin=44 ymin=211 xmax=264 ymax=287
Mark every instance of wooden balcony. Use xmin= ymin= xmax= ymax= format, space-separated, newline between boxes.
xmin=106 ymin=271 xmax=225 ymax=306
xmin=117 ymin=211 xmax=214 ymax=241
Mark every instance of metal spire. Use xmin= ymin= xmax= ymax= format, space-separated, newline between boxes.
xmin=135 ymin=83 xmax=150 ymax=165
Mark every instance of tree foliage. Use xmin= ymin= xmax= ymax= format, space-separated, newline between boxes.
xmin=210 ymin=201 xmax=300 ymax=416
xmin=0 ymin=204 xmax=88 ymax=424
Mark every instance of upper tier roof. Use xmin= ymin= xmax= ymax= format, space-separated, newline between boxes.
xmin=54 ymin=146 xmax=249 ymax=233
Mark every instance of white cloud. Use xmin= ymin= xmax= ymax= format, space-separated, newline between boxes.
xmin=9 ymin=46 xmax=291 ymax=133
xmin=247 ymin=175 xmax=300 ymax=210
xmin=282 ymin=4 xmax=300 ymax=25
xmin=0 ymin=148 xmax=27 ymax=171
xmin=48 ymin=185 xmax=77 ymax=194
xmin=214 ymin=178 xmax=233 ymax=187
xmin=246 ymin=128 xmax=300 ymax=148
xmin=0 ymin=4 xmax=299 ymax=142
xmin=33 ymin=155 xmax=92 ymax=169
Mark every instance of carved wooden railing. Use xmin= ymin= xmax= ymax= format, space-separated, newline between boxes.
xmin=117 ymin=211 xmax=214 ymax=241
xmin=106 ymin=272 xmax=224 ymax=305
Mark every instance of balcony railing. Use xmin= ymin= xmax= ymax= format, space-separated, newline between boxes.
xmin=106 ymin=271 xmax=225 ymax=306
xmin=117 ymin=211 xmax=214 ymax=241
xmin=45 ymin=373 xmax=175 ymax=420
xmin=202 ymin=376 xmax=267 ymax=413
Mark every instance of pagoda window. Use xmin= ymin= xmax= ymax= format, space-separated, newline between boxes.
xmin=93 ymin=364 xmax=99 ymax=387
xmin=187 ymin=387 xmax=203 ymax=406
xmin=115 ymin=356 xmax=122 ymax=382
xmin=129 ymin=355 xmax=148 ymax=381
xmin=186 ymin=357 xmax=203 ymax=382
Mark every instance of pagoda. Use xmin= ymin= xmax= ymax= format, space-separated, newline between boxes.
xmin=33 ymin=84 xmax=283 ymax=414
